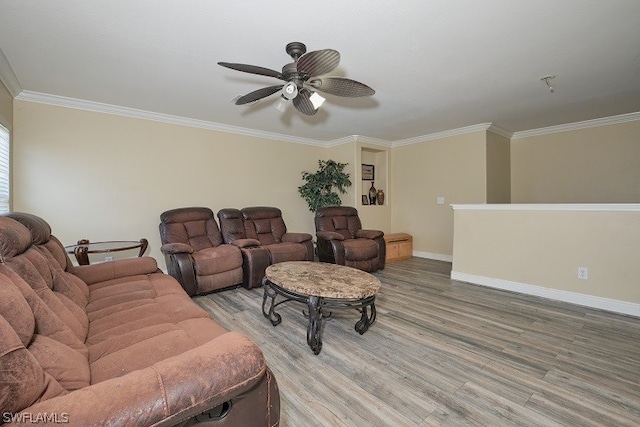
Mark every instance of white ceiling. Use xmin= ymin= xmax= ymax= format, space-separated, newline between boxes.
xmin=1 ymin=0 xmax=639 ymax=143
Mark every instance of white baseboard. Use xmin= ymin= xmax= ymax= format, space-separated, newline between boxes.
xmin=450 ymin=271 xmax=640 ymax=318
xmin=413 ymin=251 xmax=453 ymax=262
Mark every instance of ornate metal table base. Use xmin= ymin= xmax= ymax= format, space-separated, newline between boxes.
xmin=262 ymin=278 xmax=377 ymax=355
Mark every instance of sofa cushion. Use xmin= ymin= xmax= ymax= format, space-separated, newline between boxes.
xmin=1 ymin=265 xmax=88 ymax=358
xmin=88 ymin=317 xmax=227 ymax=384
xmin=193 ymin=245 xmax=243 ymax=276
xmin=0 ymin=266 xmax=89 ymax=398
xmin=29 ymin=334 xmax=90 ymax=390
xmin=343 ymin=238 xmax=378 ymax=261
xmin=0 ymin=273 xmax=35 ymax=346
xmin=0 ymin=314 xmax=68 ymax=414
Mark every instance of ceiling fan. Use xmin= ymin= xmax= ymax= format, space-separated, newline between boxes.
xmin=218 ymin=42 xmax=375 ymax=116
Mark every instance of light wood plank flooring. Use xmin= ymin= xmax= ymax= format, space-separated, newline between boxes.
xmin=194 ymin=258 xmax=640 ymax=426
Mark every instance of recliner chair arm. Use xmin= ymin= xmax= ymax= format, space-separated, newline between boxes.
xmin=281 ymin=232 xmax=313 ymax=243
xmin=355 ymin=229 xmax=384 ymax=240
xmin=231 ymin=238 xmax=262 ymax=248
xmin=164 ymin=252 xmax=198 ymax=296
xmin=316 ymin=231 xmax=345 ymax=241
xmin=160 ymin=242 xmax=193 ymax=254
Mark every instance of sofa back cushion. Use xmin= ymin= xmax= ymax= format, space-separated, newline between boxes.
xmin=315 ymin=206 xmax=363 ymax=240
xmin=159 ymin=207 xmax=224 ymax=251
xmin=0 ymin=265 xmax=89 ymax=413
xmin=0 ymin=217 xmax=90 ymax=399
xmin=217 ymin=208 xmax=247 ymax=243
xmin=241 ymin=207 xmax=286 ymax=245
xmin=0 ymin=312 xmax=69 ymax=415
xmin=3 ymin=212 xmax=90 ymax=306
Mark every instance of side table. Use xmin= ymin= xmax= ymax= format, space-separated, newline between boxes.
xmin=65 ymin=238 xmax=149 ymax=265
xmin=384 ymin=233 xmax=413 ymax=262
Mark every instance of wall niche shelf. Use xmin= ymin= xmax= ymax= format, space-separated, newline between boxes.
xmin=360 ymin=146 xmax=389 ymax=207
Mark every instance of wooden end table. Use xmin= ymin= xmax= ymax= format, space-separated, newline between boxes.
xmin=65 ymin=238 xmax=149 ymax=265
xmin=262 ymin=261 xmax=381 ymax=355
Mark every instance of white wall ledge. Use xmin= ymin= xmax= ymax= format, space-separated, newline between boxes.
xmin=451 ymin=203 xmax=640 ymax=212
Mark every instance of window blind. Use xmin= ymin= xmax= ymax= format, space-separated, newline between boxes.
xmin=0 ymin=124 xmax=10 ymax=213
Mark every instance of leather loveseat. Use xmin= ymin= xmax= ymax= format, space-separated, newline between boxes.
xmin=217 ymin=207 xmax=314 ymax=288
xmin=0 ymin=212 xmax=280 ymax=426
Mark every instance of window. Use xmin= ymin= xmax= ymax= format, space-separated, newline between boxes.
xmin=0 ymin=124 xmax=9 ymax=213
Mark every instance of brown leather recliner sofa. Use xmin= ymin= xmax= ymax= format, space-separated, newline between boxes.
xmin=159 ymin=207 xmax=246 ymax=296
xmin=218 ymin=207 xmax=314 ymax=288
xmin=315 ymin=206 xmax=386 ymax=272
xmin=0 ymin=212 xmax=280 ymax=426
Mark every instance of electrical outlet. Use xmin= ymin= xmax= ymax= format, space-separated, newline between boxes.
xmin=105 ymin=256 xmax=113 ymax=262
xmin=577 ymin=267 xmax=588 ymax=280
xmin=436 ymin=196 xmax=445 ymax=205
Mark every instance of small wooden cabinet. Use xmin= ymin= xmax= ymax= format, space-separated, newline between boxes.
xmin=384 ymin=233 xmax=413 ymax=262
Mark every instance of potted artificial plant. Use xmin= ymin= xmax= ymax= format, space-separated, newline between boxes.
xmin=298 ymin=160 xmax=352 ymax=212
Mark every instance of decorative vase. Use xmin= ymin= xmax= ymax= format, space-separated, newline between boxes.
xmin=376 ymin=189 xmax=385 ymax=205
xmin=368 ymin=182 xmax=377 ymax=205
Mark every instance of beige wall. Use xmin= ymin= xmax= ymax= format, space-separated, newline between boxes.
xmin=0 ymin=81 xmax=12 ymax=129
xmin=11 ymin=93 xmax=640 ymax=274
xmin=391 ymin=131 xmax=487 ymax=259
xmin=452 ymin=205 xmax=640 ymax=313
xmin=486 ymin=131 xmax=510 ymax=203
xmin=511 ymin=120 xmax=640 ymax=203
xmin=13 ymin=100 xmax=326 ymax=266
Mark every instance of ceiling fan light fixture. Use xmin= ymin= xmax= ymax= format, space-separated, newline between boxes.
xmin=309 ymin=91 xmax=326 ymax=110
xmin=282 ymin=82 xmax=298 ymax=100
xmin=218 ymin=42 xmax=374 ymax=115
xmin=274 ymin=96 xmax=289 ymax=112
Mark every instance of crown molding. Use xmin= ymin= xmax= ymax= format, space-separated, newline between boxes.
xmin=487 ymin=124 xmax=513 ymax=139
xmin=15 ymin=90 xmax=332 ymax=147
xmin=16 ymin=89 xmax=640 ymax=148
xmin=354 ymin=135 xmax=393 ymax=148
xmin=326 ymin=135 xmax=357 ymax=147
xmin=391 ymin=123 xmax=493 ymax=147
xmin=511 ymin=111 xmax=640 ymax=140
xmin=0 ymin=48 xmax=22 ymax=97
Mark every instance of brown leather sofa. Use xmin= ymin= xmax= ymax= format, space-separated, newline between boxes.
xmin=0 ymin=212 xmax=280 ymax=426
xmin=218 ymin=207 xmax=314 ymax=288
xmin=159 ymin=207 xmax=245 ymax=296
xmin=315 ymin=206 xmax=386 ymax=272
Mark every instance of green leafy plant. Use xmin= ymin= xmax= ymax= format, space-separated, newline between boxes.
xmin=298 ymin=160 xmax=352 ymax=212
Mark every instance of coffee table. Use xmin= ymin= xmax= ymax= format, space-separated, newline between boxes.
xmin=262 ymin=261 xmax=381 ymax=355
xmin=65 ymin=238 xmax=149 ymax=265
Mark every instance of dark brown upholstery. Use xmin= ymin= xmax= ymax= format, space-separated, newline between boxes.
xmin=218 ymin=207 xmax=314 ymax=288
xmin=159 ymin=207 xmax=244 ymax=295
xmin=0 ymin=212 xmax=280 ymax=426
xmin=315 ymin=206 xmax=386 ymax=272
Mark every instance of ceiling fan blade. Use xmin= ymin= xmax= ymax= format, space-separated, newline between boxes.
xmin=310 ymin=77 xmax=375 ymax=97
xmin=293 ymin=89 xmax=317 ymax=115
xmin=235 ymin=85 xmax=284 ymax=105
xmin=296 ymin=49 xmax=340 ymax=78
xmin=218 ymin=62 xmax=283 ymax=80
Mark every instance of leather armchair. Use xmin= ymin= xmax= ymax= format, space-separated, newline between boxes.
xmin=315 ymin=206 xmax=386 ymax=272
xmin=218 ymin=207 xmax=314 ymax=288
xmin=159 ymin=207 xmax=244 ymax=295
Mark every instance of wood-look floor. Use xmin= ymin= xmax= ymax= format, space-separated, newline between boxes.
xmin=194 ymin=258 xmax=640 ymax=426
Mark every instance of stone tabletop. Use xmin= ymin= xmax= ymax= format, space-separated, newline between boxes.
xmin=265 ymin=261 xmax=381 ymax=299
